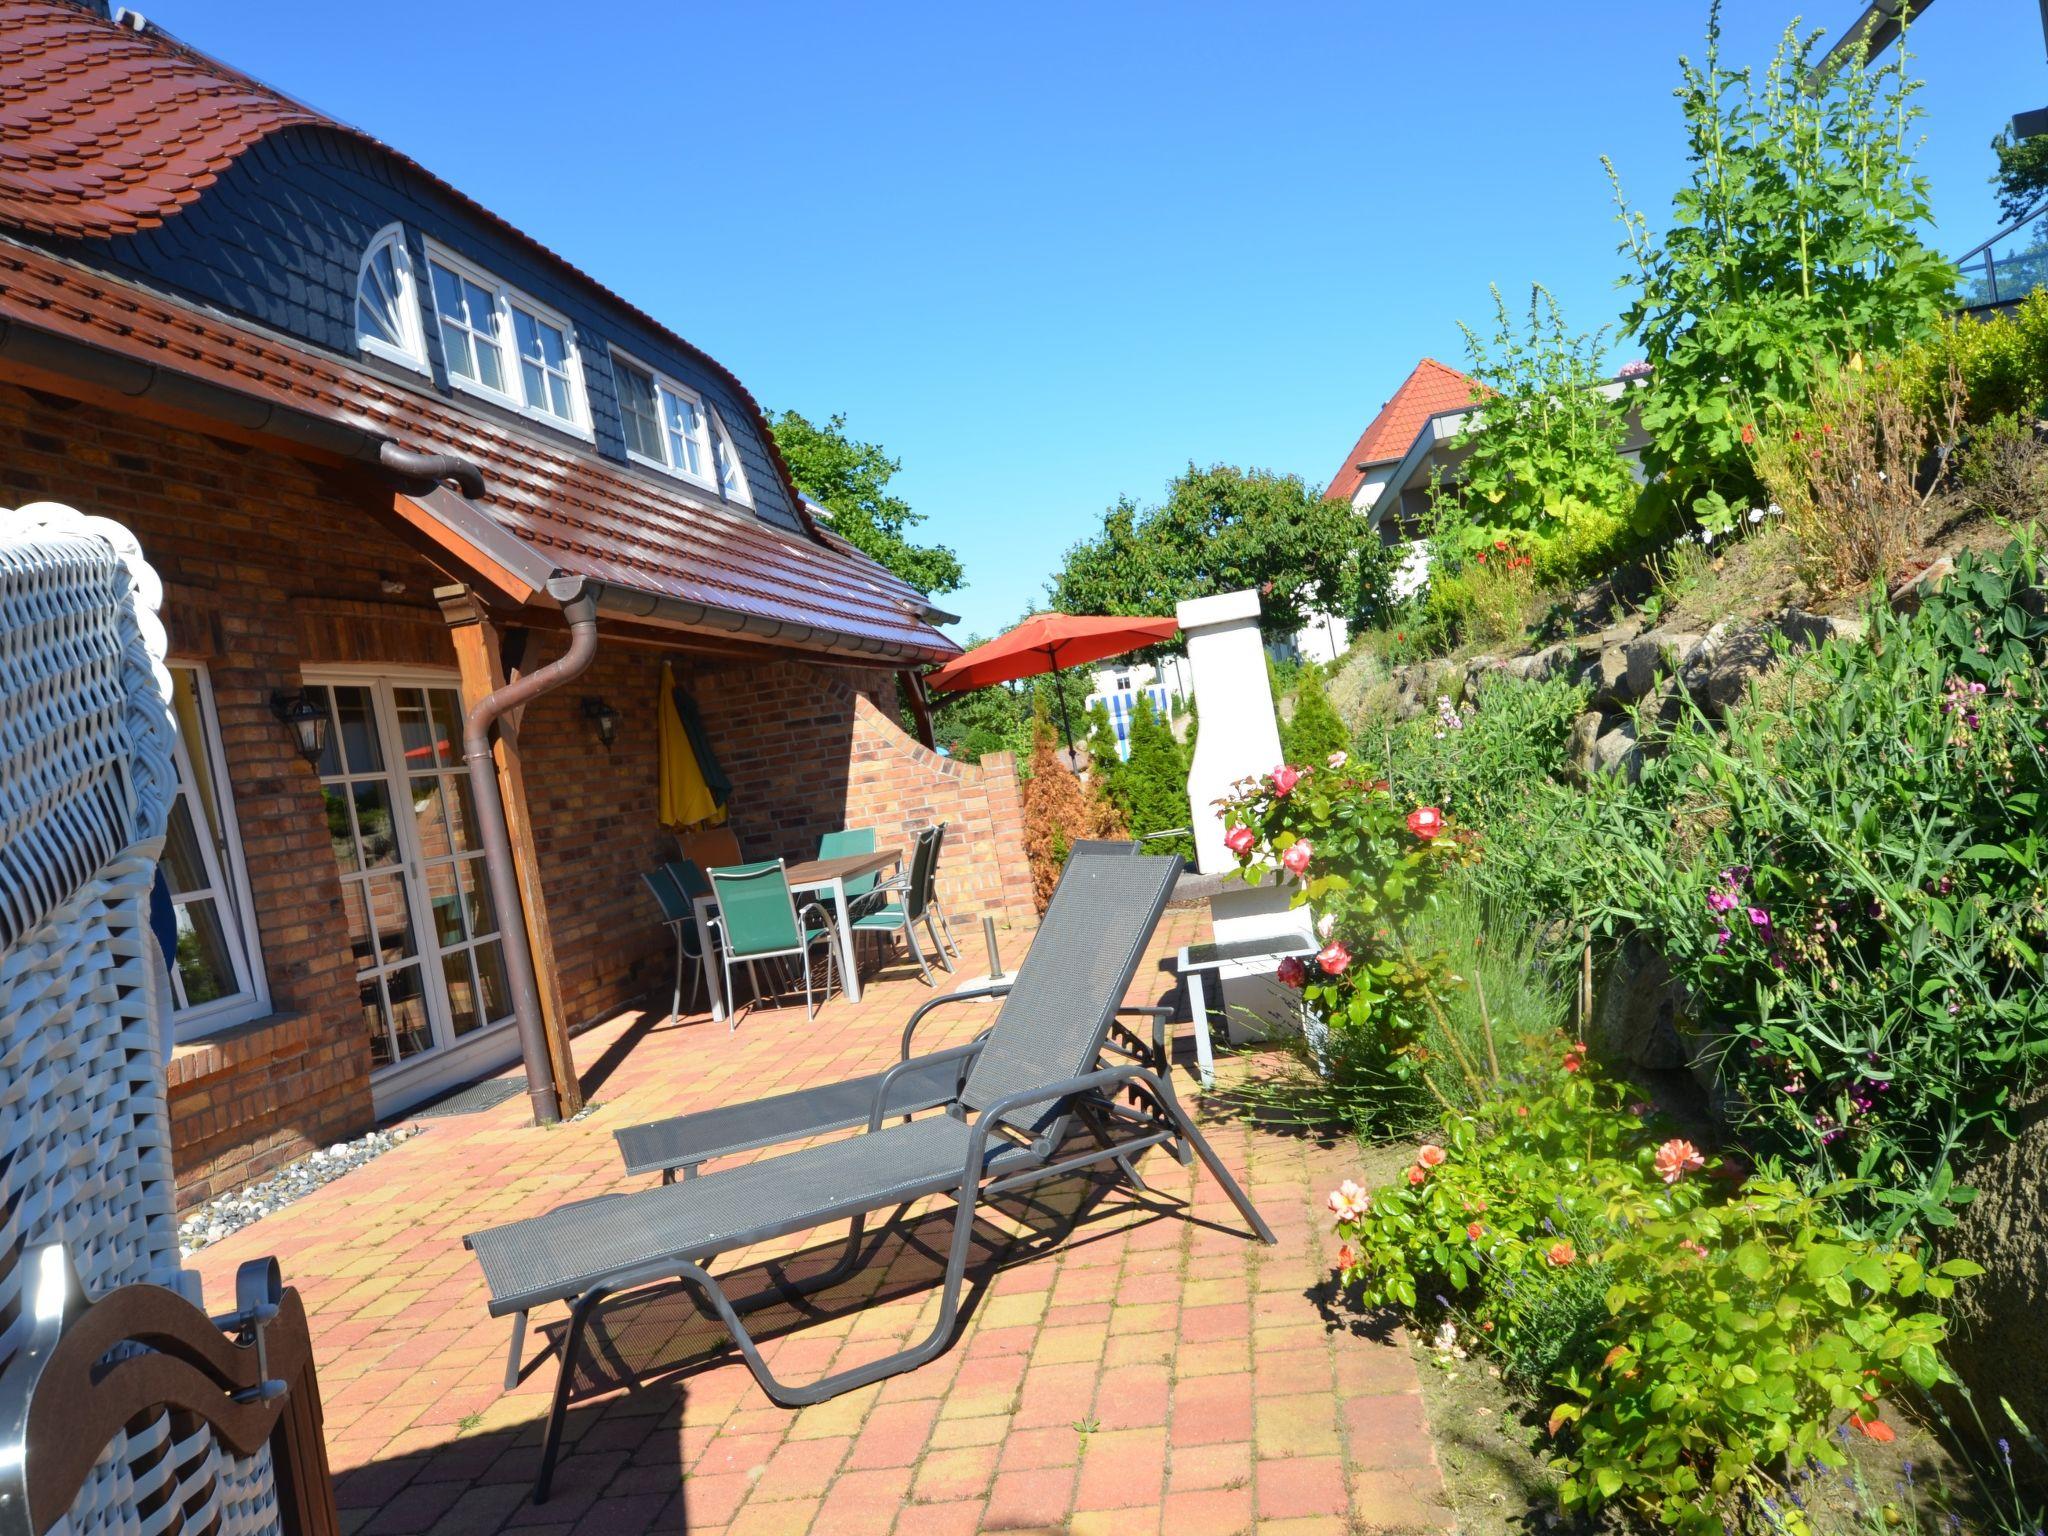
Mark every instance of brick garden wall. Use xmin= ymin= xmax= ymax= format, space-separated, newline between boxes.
xmin=1 ymin=382 xmax=1033 ymax=1205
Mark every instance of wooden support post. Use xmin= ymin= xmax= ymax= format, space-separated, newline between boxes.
xmin=438 ymin=584 xmax=584 ymax=1117
xmin=898 ymin=668 xmax=936 ymax=750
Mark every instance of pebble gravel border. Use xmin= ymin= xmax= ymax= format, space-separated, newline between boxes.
xmin=178 ymin=1124 xmax=423 ymax=1256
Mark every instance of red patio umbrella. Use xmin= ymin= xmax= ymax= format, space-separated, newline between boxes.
xmin=926 ymin=611 xmax=1181 ymax=751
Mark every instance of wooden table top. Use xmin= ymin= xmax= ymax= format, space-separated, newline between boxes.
xmin=778 ymin=847 xmax=903 ymax=887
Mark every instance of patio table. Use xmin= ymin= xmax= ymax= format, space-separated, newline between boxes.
xmin=694 ymin=846 xmax=902 ymax=1021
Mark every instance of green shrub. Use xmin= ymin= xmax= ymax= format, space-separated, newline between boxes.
xmin=1408 ymin=557 xmax=1537 ymax=654
xmin=1281 ymin=665 xmax=1350 ymax=767
xmin=1114 ymin=693 xmax=1193 ymax=858
xmin=1329 ymin=1045 xmax=1973 ymax=1535
xmin=1392 ymin=674 xmax=1590 ymax=842
xmin=1899 ymin=289 xmax=2048 ymax=429
xmin=1569 ymin=541 xmax=2048 ymax=1235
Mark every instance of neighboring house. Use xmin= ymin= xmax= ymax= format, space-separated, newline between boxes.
xmin=1081 ymin=657 xmax=1188 ymax=761
xmin=0 ymin=1 xmax=1034 ymax=1203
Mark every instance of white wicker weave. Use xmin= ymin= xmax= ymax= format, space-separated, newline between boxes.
xmin=0 ymin=503 xmax=282 ymax=1536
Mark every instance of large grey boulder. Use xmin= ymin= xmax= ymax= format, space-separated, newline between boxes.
xmin=1588 ymin=935 xmax=1689 ymax=1072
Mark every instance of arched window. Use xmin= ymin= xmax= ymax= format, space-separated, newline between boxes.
xmin=355 ymin=224 xmax=427 ymax=371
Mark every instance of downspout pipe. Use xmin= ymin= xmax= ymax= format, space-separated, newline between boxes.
xmin=465 ymin=573 xmax=600 ymax=1126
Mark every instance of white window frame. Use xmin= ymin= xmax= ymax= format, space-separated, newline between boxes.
xmin=353 ymin=223 xmax=429 ymax=374
xmin=609 ymin=346 xmax=717 ymax=490
xmin=709 ymin=406 xmax=754 ymax=507
xmin=165 ymin=662 xmax=270 ymax=1040
xmin=423 ymin=239 xmax=593 ymax=440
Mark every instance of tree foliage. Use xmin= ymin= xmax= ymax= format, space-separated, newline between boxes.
xmin=1606 ymin=9 xmax=1956 ymax=510
xmin=770 ymin=409 xmax=964 ymax=596
xmin=1114 ymin=694 xmax=1193 ymax=858
xmin=1990 ymin=128 xmax=2048 ymax=228
xmin=1281 ymin=666 xmax=1351 ymax=768
xmin=1021 ymin=711 xmax=1122 ymax=910
xmin=1049 ymin=464 xmax=1362 ymax=638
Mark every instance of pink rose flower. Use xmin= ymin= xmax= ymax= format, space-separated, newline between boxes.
xmin=1418 ymin=1143 xmax=1446 ymax=1168
xmin=1406 ymin=806 xmax=1445 ymax=839
xmin=1326 ymin=1179 xmax=1371 ymax=1221
xmin=1271 ymin=764 xmax=1301 ymax=796
xmin=1281 ymin=840 xmax=1314 ymax=876
xmin=1316 ymin=940 xmax=1351 ymax=975
xmin=1654 ymin=1138 xmax=1705 ymax=1185
xmin=1337 ymin=1243 xmax=1356 ymax=1269
xmin=1223 ymin=824 xmax=1256 ymax=859
xmin=1545 ymin=1241 xmax=1576 ymax=1267
xmin=1406 ymin=1165 xmax=1428 ymax=1186
xmin=1276 ymin=955 xmax=1309 ymax=988
xmin=1467 ymin=1221 xmax=1485 ymax=1241
xmin=1327 ymin=750 xmax=1348 ymax=769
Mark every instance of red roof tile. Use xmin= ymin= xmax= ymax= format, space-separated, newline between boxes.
xmin=0 ymin=237 xmax=956 ymax=662
xmin=0 ymin=0 xmax=956 ymax=663
xmin=1323 ymin=358 xmax=1480 ymax=503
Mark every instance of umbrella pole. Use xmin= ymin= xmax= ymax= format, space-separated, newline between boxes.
xmin=1049 ymin=653 xmax=1075 ymax=753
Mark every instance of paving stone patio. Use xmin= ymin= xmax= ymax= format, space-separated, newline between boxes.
xmin=189 ymin=904 xmax=1449 ymax=1535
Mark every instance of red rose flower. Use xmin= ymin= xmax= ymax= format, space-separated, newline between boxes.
xmin=1406 ymin=806 xmax=1445 ymax=840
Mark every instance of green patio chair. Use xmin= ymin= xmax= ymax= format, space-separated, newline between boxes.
xmin=816 ymin=827 xmax=887 ymax=918
xmin=641 ymin=867 xmax=708 ymax=1020
xmin=706 ymin=860 xmax=839 ymax=1027
xmin=848 ymin=826 xmax=951 ymax=986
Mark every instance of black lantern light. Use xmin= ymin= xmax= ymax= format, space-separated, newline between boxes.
xmin=583 ymin=696 xmax=621 ymax=749
xmin=270 ymin=688 xmax=331 ymax=768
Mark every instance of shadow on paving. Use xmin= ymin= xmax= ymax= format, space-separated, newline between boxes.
xmin=335 ymin=1151 xmax=1255 ymax=1533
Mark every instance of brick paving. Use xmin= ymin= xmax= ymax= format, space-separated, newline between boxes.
xmin=190 ymin=904 xmax=1449 ymax=1534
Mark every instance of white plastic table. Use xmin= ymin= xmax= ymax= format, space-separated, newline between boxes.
xmin=693 ymin=847 xmax=903 ymax=1022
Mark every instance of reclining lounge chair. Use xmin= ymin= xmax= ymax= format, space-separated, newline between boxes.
xmin=465 ymin=853 xmax=1273 ymax=1500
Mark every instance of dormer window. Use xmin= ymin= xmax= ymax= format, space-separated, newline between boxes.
xmin=710 ymin=408 xmax=753 ymax=507
xmin=424 ymin=239 xmax=590 ymax=437
xmin=355 ymin=224 xmax=427 ymax=372
xmin=613 ymin=349 xmax=715 ymax=489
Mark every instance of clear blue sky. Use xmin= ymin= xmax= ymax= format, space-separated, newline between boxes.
xmin=162 ymin=0 xmax=2042 ymax=639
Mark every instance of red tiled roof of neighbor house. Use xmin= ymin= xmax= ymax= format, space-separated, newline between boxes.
xmin=0 ymin=0 xmax=952 ymax=660
xmin=1323 ymin=358 xmax=1481 ymax=503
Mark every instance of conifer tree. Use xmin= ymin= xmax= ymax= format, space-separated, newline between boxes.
xmin=1282 ymin=665 xmax=1351 ymax=766
xmin=1118 ymin=694 xmax=1194 ymax=858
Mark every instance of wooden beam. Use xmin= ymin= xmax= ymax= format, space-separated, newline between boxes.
xmin=898 ymin=669 xmax=936 ymax=749
xmin=438 ymin=584 xmax=583 ymax=1117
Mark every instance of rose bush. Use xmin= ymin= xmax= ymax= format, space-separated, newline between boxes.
xmin=1218 ymin=760 xmax=1465 ymax=1128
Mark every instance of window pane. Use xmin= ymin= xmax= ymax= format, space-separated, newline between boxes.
xmin=352 ymin=781 xmax=398 ymax=867
xmin=458 ymin=857 xmax=496 ymax=939
xmin=362 ymin=980 xmax=394 ymax=1070
xmin=161 ymin=797 xmax=212 ymax=898
xmin=522 ymin=359 xmax=547 ymax=408
xmin=395 ymin=688 xmax=436 ymax=767
xmin=475 ymin=939 xmax=510 ymax=1023
xmin=172 ymin=899 xmax=236 ymax=1007
xmin=618 ymin=362 xmax=662 ymax=462
xmin=342 ymin=881 xmax=374 ymax=970
xmin=446 ymin=774 xmax=479 ymax=854
xmin=410 ymin=776 xmax=452 ymax=862
xmin=428 ymin=690 xmax=464 ymax=769
xmin=663 ymin=391 xmax=702 ymax=474
xmin=425 ymin=860 xmax=463 ymax=948
xmin=442 ymin=323 xmax=476 ymax=380
xmin=443 ymin=952 xmax=481 ymax=1038
xmin=473 ymin=330 xmax=504 ymax=392
xmin=330 ymin=687 xmax=382 ymax=775
xmin=546 ymin=371 xmax=571 ymax=418
xmin=323 ymin=785 xmax=358 ymax=873
xmin=362 ymin=873 xmax=416 ymax=965
xmin=359 ymin=297 xmax=398 ymax=347
xmin=387 ymin=965 xmax=432 ymax=1060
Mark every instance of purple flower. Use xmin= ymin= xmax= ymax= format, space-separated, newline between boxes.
xmin=1707 ymin=889 xmax=1737 ymax=913
xmin=1714 ymin=928 xmax=1732 ymax=951
xmin=1747 ymin=907 xmax=1771 ymax=928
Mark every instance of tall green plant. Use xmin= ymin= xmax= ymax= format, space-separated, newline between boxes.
xmin=1607 ymin=6 xmax=1957 ymax=520
xmin=1435 ymin=285 xmax=1647 ymax=578
xmin=1116 ymin=694 xmax=1193 ymax=857
xmin=1282 ymin=666 xmax=1351 ymax=767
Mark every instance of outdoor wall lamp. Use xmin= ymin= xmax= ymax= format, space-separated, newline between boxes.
xmin=269 ymin=688 xmax=331 ymax=768
xmin=583 ymin=696 xmax=621 ymax=749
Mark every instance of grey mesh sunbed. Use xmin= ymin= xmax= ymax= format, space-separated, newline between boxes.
xmin=465 ymin=852 xmax=1274 ymax=1501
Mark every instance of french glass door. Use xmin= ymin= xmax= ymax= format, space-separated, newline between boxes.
xmin=308 ymin=674 xmax=513 ymax=1091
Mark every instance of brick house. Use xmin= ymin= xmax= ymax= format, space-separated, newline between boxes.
xmin=0 ymin=1 xmax=1033 ymax=1205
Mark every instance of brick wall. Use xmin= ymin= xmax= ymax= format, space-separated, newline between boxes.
xmin=1 ymin=381 xmax=1033 ymax=1205
xmin=515 ymin=646 xmax=1036 ymax=1032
